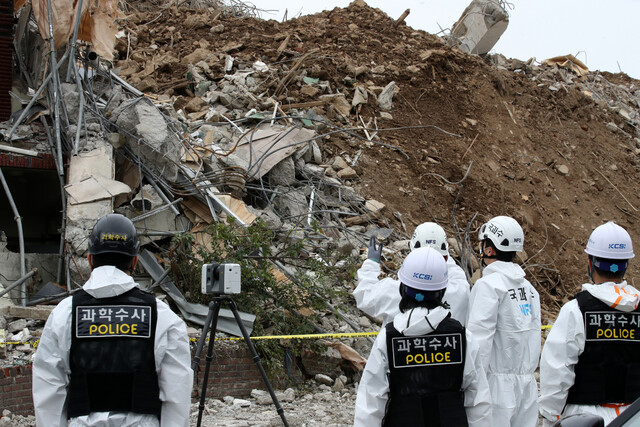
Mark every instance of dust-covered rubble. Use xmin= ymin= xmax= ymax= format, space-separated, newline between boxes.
xmin=0 ymin=410 xmax=35 ymax=427
xmin=192 ymin=383 xmax=357 ymax=427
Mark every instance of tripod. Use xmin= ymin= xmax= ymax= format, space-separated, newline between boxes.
xmin=192 ymin=295 xmax=289 ymax=427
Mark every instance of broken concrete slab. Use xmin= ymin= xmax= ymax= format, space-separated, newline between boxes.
xmin=65 ymin=144 xmax=115 ymax=260
xmin=352 ymin=86 xmax=368 ymax=108
xmin=319 ymin=94 xmax=351 ymax=117
xmin=6 ymin=319 xmax=27 ymax=333
xmin=268 ymin=156 xmax=296 ymax=186
xmin=65 ymin=175 xmax=131 ymax=204
xmin=377 ymin=81 xmax=396 ymax=111
xmin=365 ymin=199 xmax=385 ymax=213
xmin=235 ymin=125 xmax=317 ymax=180
xmin=337 ymin=166 xmax=358 ymax=179
xmin=0 ymin=305 xmax=54 ymax=321
xmin=302 ymin=164 xmax=326 ymax=179
xmin=448 ymin=0 xmax=509 ymax=55
xmin=112 ymin=97 xmax=181 ymax=183
xmin=272 ymin=186 xmax=308 ymax=220
xmin=245 ymin=205 xmax=283 ymax=229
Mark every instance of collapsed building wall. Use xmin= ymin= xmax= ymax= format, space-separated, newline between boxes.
xmin=447 ymin=0 xmax=509 ymax=55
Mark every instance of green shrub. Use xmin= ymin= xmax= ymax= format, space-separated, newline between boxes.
xmin=169 ymin=218 xmax=358 ymax=381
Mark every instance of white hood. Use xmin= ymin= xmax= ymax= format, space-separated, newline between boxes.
xmin=582 ymin=281 xmax=640 ymax=312
xmin=83 ymin=266 xmax=138 ymax=299
xmin=482 ymin=260 xmax=525 ymax=280
xmin=392 ymin=306 xmax=450 ymax=336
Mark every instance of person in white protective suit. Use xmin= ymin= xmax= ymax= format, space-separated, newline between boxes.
xmin=354 ymin=246 xmax=492 ymax=427
xmin=354 ymin=222 xmax=470 ymax=325
xmin=32 ymin=214 xmax=193 ymax=427
xmin=539 ymin=221 xmax=640 ymax=426
xmin=466 ymin=215 xmax=541 ymax=427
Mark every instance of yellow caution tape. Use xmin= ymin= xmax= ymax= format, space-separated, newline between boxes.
xmin=189 ymin=331 xmax=380 ymax=342
xmin=3 ymin=340 xmax=39 ymax=348
xmin=6 ymin=327 xmax=557 ymax=347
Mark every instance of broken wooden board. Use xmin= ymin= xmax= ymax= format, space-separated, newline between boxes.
xmin=543 ymin=54 xmax=589 ymax=77
xmin=342 ymin=211 xmax=383 ymax=226
xmin=181 ymin=196 xmax=215 ymax=224
xmin=217 ymin=194 xmax=257 ymax=224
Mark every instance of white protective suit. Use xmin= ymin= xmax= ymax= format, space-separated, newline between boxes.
xmin=466 ymin=260 xmax=541 ymax=427
xmin=354 ymin=257 xmax=470 ymax=325
xmin=354 ymin=306 xmax=492 ymax=426
xmin=539 ymin=281 xmax=640 ymax=426
xmin=33 ymin=266 xmax=194 ymax=427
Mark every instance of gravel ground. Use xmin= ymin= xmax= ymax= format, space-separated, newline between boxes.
xmin=0 ymin=385 xmax=357 ymax=427
xmin=192 ymin=384 xmax=357 ymax=427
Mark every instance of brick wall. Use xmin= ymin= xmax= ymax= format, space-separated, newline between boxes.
xmin=0 ymin=0 xmax=12 ymax=121
xmin=1 ymin=365 xmax=34 ymax=416
xmin=0 ymin=343 xmax=305 ymax=416
xmin=193 ymin=344 xmax=267 ymax=400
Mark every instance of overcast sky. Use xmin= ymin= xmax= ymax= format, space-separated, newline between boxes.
xmin=252 ymin=0 xmax=640 ymax=79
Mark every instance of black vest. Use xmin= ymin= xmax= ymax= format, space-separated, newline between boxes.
xmin=383 ymin=314 xmax=468 ymax=427
xmin=68 ymin=287 xmax=161 ymax=418
xmin=566 ymin=290 xmax=640 ymax=405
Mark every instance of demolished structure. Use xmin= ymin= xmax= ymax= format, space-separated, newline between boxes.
xmin=1 ymin=1 xmax=640 ymax=417
xmin=446 ymin=0 xmax=510 ymax=55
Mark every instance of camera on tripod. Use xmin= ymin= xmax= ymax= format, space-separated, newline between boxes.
xmin=201 ymin=263 xmax=241 ymax=295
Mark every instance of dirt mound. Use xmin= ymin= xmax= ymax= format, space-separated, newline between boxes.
xmin=113 ymin=1 xmax=640 ymax=321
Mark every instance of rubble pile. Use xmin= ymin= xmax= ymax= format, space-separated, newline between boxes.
xmin=2 ymin=0 xmax=640 ymax=413
xmin=490 ymin=53 xmax=640 ymax=137
xmin=108 ymin=0 xmax=640 ymax=313
xmin=192 ymin=383 xmax=356 ymax=426
xmin=0 ymin=410 xmax=35 ymax=427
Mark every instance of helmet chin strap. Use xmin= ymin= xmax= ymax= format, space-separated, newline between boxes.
xmin=588 ymin=260 xmax=595 ymax=283
xmin=479 ymin=241 xmax=497 ymax=267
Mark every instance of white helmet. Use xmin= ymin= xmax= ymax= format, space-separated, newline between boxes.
xmin=585 ymin=221 xmax=634 ymax=260
xmin=398 ymin=246 xmax=448 ymax=291
xmin=409 ymin=222 xmax=449 ymax=256
xmin=478 ymin=215 xmax=524 ymax=252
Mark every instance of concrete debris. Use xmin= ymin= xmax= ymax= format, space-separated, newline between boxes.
xmin=1 ymin=305 xmax=54 ymax=321
xmin=544 ymin=55 xmax=589 ymax=77
xmin=7 ymin=319 xmax=27 ymax=334
xmin=0 ymin=409 xmax=35 ymax=426
xmin=3 ymin=0 xmax=640 ymax=411
xmin=314 ymin=373 xmax=334 ymax=386
xmin=0 ymin=316 xmax=41 ymax=365
xmin=377 ymin=81 xmax=397 ymax=111
xmin=65 ymin=175 xmax=132 ymax=204
xmin=194 ymin=384 xmax=356 ymax=426
xmin=487 ymin=54 xmax=640 ymax=136
xmin=447 ymin=0 xmax=509 ymax=55
xmin=251 ymin=388 xmax=296 ymax=405
xmin=111 ymin=96 xmax=182 ymax=183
